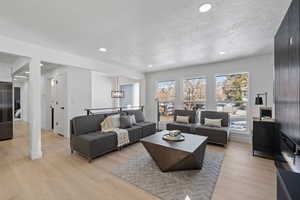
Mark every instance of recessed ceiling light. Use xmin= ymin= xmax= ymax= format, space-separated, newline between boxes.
xmin=199 ymin=3 xmax=212 ymax=13
xmin=148 ymin=65 xmax=153 ymax=68
xmin=25 ymin=71 xmax=30 ymax=74
xmin=220 ymin=51 xmax=226 ymax=55
xmin=13 ymin=79 xmax=17 ymax=81
xmin=99 ymin=48 xmax=107 ymax=52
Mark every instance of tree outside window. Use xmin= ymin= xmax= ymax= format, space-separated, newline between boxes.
xmin=156 ymin=80 xmax=176 ymax=121
xmin=216 ymin=73 xmax=249 ymax=131
xmin=183 ymin=78 xmax=206 ymax=110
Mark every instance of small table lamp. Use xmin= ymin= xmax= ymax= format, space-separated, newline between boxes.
xmin=255 ymin=92 xmax=267 ymax=106
xmin=255 ymin=92 xmax=272 ymax=120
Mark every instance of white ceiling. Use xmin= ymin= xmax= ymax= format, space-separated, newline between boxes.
xmin=0 ymin=0 xmax=291 ymax=72
xmin=0 ymin=52 xmax=20 ymax=65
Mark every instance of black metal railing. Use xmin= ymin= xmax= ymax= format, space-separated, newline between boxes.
xmin=85 ymin=106 xmax=144 ymax=116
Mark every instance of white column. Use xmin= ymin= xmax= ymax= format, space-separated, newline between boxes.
xmin=28 ymin=58 xmax=42 ymax=160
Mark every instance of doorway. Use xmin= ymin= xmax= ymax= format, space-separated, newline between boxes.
xmin=14 ymin=87 xmax=21 ymax=120
xmin=50 ymin=73 xmax=66 ymax=136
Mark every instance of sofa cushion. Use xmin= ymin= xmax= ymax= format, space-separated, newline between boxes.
xmin=174 ymin=110 xmax=197 ymax=123
xmin=73 ymin=131 xmax=117 ymax=157
xmin=194 ymin=125 xmax=229 ymax=145
xmin=136 ymin=122 xmax=156 ymax=138
xmin=72 ymin=114 xmax=106 ymax=136
xmin=166 ymin=122 xmax=197 ymax=134
xmin=126 ymin=110 xmax=145 ymax=123
xmin=200 ymin=111 xmax=229 ymax=127
xmin=126 ymin=126 xmax=142 ymax=143
xmin=196 ymin=125 xmax=228 ymax=132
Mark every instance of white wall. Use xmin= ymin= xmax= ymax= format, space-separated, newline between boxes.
xmin=19 ymin=65 xmax=92 ymax=137
xmin=91 ymin=71 xmax=114 ymax=108
xmin=0 ymin=63 xmax=11 ymax=82
xmin=66 ymin=67 xmax=91 ymax=136
xmin=145 ymin=54 xmax=274 ymax=141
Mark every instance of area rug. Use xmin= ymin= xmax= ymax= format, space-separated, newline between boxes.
xmin=112 ymin=150 xmax=224 ymax=200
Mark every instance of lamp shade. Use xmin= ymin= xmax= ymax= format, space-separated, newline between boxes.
xmin=255 ymin=96 xmax=263 ymax=105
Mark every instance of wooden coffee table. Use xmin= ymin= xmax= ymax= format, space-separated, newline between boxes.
xmin=141 ymin=131 xmax=208 ymax=172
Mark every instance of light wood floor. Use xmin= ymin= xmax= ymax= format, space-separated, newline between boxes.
xmin=0 ymin=121 xmax=276 ymax=200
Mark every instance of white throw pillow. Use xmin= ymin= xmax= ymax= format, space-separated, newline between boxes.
xmin=204 ymin=118 xmax=222 ymax=128
xmin=129 ymin=115 xmax=137 ymax=125
xmin=111 ymin=114 xmax=120 ymax=128
xmin=176 ymin=115 xmax=190 ymax=124
xmin=101 ymin=116 xmax=114 ymax=131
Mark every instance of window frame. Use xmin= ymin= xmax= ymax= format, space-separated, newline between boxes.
xmin=215 ymin=72 xmax=250 ymax=133
xmin=182 ymin=76 xmax=207 ymax=110
xmin=155 ymin=80 xmax=177 ymax=122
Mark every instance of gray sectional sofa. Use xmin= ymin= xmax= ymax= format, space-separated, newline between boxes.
xmin=167 ymin=110 xmax=230 ymax=146
xmin=70 ymin=110 xmax=156 ymax=162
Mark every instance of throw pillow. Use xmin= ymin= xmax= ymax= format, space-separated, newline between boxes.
xmin=111 ymin=114 xmax=120 ymax=128
xmin=176 ymin=115 xmax=190 ymax=124
xmin=101 ymin=116 xmax=114 ymax=131
xmin=120 ymin=115 xmax=132 ymax=129
xmin=204 ymin=118 xmax=222 ymax=128
xmin=129 ymin=115 xmax=137 ymax=125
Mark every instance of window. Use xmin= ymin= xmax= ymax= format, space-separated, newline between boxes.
xmin=120 ymin=83 xmax=140 ymax=108
xmin=183 ymin=77 xmax=206 ymax=110
xmin=120 ymin=84 xmax=134 ymax=108
xmin=216 ymin=73 xmax=249 ymax=131
xmin=156 ymin=80 xmax=176 ymax=121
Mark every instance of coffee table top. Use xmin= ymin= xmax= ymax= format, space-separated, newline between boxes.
xmin=141 ymin=131 xmax=208 ymax=153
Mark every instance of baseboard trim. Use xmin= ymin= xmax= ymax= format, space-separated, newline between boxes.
xmin=30 ymin=151 xmax=43 ymax=160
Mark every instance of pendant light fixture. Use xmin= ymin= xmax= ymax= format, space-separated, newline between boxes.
xmin=111 ymin=76 xmax=125 ymax=98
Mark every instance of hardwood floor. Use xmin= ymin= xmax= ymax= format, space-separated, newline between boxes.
xmin=0 ymin=121 xmax=276 ymax=200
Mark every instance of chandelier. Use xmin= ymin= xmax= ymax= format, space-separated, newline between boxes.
xmin=111 ymin=77 xmax=124 ymax=98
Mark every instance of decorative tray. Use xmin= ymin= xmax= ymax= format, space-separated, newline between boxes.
xmin=163 ymin=134 xmax=185 ymax=142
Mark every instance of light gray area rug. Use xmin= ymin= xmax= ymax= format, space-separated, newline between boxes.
xmin=112 ymin=150 xmax=224 ymax=200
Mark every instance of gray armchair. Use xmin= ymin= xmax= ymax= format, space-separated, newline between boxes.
xmin=166 ymin=110 xmax=198 ymax=133
xmin=194 ymin=111 xmax=230 ymax=146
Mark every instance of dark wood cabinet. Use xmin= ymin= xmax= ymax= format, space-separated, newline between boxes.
xmin=275 ymin=0 xmax=300 ymax=148
xmin=0 ymin=82 xmax=13 ymax=140
xmin=252 ymin=119 xmax=277 ymax=158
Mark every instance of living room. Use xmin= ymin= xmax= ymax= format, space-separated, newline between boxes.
xmin=0 ymin=0 xmax=299 ymax=200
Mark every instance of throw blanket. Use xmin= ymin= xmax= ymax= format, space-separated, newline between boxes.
xmin=113 ymin=128 xmax=130 ymax=148
xmin=101 ymin=116 xmax=130 ymax=147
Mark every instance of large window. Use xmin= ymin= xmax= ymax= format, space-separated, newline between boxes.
xmin=216 ymin=73 xmax=249 ymax=131
xmin=120 ymin=84 xmax=134 ymax=108
xmin=156 ymin=80 xmax=176 ymax=121
xmin=183 ymin=77 xmax=206 ymax=110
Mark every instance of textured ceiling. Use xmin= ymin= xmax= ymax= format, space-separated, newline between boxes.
xmin=0 ymin=0 xmax=291 ymax=72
